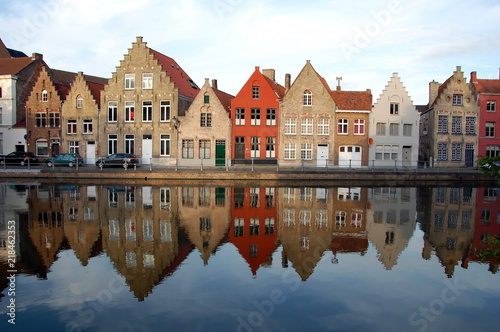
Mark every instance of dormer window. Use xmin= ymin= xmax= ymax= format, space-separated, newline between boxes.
xmin=304 ymin=90 xmax=312 ymax=106
xmin=42 ymin=90 xmax=48 ymax=102
xmin=76 ymin=95 xmax=83 ymax=108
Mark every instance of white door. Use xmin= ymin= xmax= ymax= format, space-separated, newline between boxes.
xmin=142 ymin=135 xmax=152 ymax=164
xmin=317 ymin=144 xmax=329 ymax=167
xmin=338 ymin=146 xmax=362 ymax=167
xmin=403 ymin=146 xmax=411 ymax=166
xmin=86 ymin=142 xmax=96 ymax=164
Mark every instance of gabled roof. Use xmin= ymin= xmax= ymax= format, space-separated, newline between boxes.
xmin=262 ymin=75 xmax=286 ymax=99
xmin=150 ymin=49 xmax=199 ymax=99
xmin=473 ymin=78 xmax=500 ymax=94
xmin=50 ymin=69 xmax=107 ymax=101
xmin=331 ymin=90 xmax=372 ymax=110
xmin=213 ymin=88 xmax=234 ymax=112
xmin=0 ymin=57 xmax=34 ymax=75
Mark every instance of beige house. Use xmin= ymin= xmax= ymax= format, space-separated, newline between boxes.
xmin=99 ymin=37 xmax=199 ymax=165
xmin=178 ymin=78 xmax=233 ymax=167
xmin=60 ymin=72 xmax=106 ymax=164
xmin=279 ymin=60 xmax=337 ymax=167
xmin=419 ymin=66 xmax=478 ymax=167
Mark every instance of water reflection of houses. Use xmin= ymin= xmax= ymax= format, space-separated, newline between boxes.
xmin=100 ymin=185 xmax=193 ymax=301
xmin=230 ymin=187 xmax=278 ymax=276
xmin=366 ymin=187 xmax=417 ymax=270
xmin=178 ymin=186 xmax=231 ymax=264
xmin=418 ymin=186 xmax=475 ymax=277
xmin=278 ymin=187 xmax=368 ymax=280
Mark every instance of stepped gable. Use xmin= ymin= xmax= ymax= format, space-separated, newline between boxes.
xmin=149 ymin=48 xmax=199 ymax=99
xmin=49 ymin=68 xmax=107 ymax=102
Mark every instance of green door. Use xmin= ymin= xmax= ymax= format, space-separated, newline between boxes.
xmin=215 ymin=140 xmax=226 ymax=166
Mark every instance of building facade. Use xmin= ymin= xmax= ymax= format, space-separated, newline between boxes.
xmin=230 ymin=67 xmax=285 ymax=163
xmin=419 ymin=66 xmax=478 ymax=167
xmin=370 ymin=73 xmax=420 ymax=167
xmin=178 ymin=78 xmax=233 ymax=167
xmin=99 ymin=37 xmax=199 ymax=165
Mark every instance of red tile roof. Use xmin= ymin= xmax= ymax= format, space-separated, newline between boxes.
xmin=149 ymin=49 xmax=199 ymax=99
xmin=262 ymin=75 xmax=286 ymax=99
xmin=50 ymin=69 xmax=107 ymax=102
xmin=12 ymin=117 xmax=26 ymax=128
xmin=330 ymin=90 xmax=372 ymax=110
xmin=213 ymin=88 xmax=234 ymax=113
xmin=0 ymin=57 xmax=34 ymax=75
xmin=473 ymin=79 xmax=500 ymax=94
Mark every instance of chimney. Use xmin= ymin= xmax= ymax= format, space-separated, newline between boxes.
xmin=429 ymin=80 xmax=440 ymax=105
xmin=285 ymin=73 xmax=291 ymax=90
xmin=211 ymin=79 xmax=218 ymax=90
xmin=470 ymin=71 xmax=477 ymax=84
xmin=262 ymin=69 xmax=275 ymax=81
xmin=32 ymin=53 xmax=43 ymax=60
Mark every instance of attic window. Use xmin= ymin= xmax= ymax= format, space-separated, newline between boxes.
xmin=204 ymin=94 xmax=209 ymax=104
xmin=42 ymin=90 xmax=48 ymax=102
xmin=452 ymin=94 xmax=463 ymax=106
xmin=188 ymin=79 xmax=199 ymax=89
xmin=76 ymin=95 xmax=83 ymax=108
xmin=303 ymin=90 xmax=312 ymax=106
xmin=390 ymin=103 xmax=399 ymax=115
xmin=252 ymin=86 xmax=260 ymax=99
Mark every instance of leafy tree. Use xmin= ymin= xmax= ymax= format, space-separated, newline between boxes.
xmin=478 ymin=155 xmax=500 ymax=180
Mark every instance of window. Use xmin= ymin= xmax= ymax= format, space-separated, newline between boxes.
xmin=201 ymin=113 xmax=212 ymax=127
xmin=452 ymin=94 xmax=463 ymax=106
xmin=41 ymin=90 xmax=48 ymax=102
xmin=76 ymin=95 xmax=83 ymax=108
xmin=266 ymin=109 xmax=276 ymax=126
xmin=108 ymin=135 xmax=117 ymax=155
xmin=266 ymin=137 xmax=276 ymax=158
xmin=250 ymin=136 xmax=260 ymax=158
xmin=69 ymin=141 xmax=79 ymax=155
xmin=182 ymin=139 xmax=194 ymax=158
xmin=486 ymin=100 xmax=496 ymax=112
xmin=301 ymin=118 xmax=313 ymax=135
xmin=376 ymin=123 xmax=386 ymax=135
xmin=403 ymin=124 xmax=412 ymax=136
xmin=389 ymin=123 xmax=399 ymax=136
xmin=199 ymin=140 xmax=210 ymax=159
xmin=438 ymin=115 xmax=448 ymax=133
xmin=160 ymin=134 xmax=171 ymax=156
xmin=203 ymin=93 xmax=210 ymax=104
xmin=285 ymin=118 xmax=296 ymax=134
xmin=317 ymin=118 xmax=329 ymax=135
xmin=236 ymin=108 xmax=245 ymax=126
xmin=437 ymin=143 xmax=448 ymax=161
xmin=36 ymin=112 xmax=47 ymax=127
xmin=486 ymin=122 xmax=495 ymax=137
xmin=125 ymin=134 xmax=135 ymax=154
xmin=251 ymin=108 xmax=261 ymax=126
xmin=284 ymin=143 xmax=296 ymax=159
xmin=337 ymin=119 xmax=348 ymax=134
xmin=375 ymin=145 xmax=398 ymax=160
xmin=67 ymin=119 xmax=77 ymax=134
xmin=250 ymin=219 xmax=260 ymax=235
xmin=452 ymin=116 xmax=462 ymax=134
xmin=486 ymin=145 xmax=500 ymax=158
xmin=304 ymin=90 xmax=312 ymax=106
xmin=234 ymin=218 xmax=244 ymax=237
xmin=142 ymin=73 xmax=152 ymax=89
xmin=142 ymin=101 xmax=152 ymax=122
xmin=108 ymin=101 xmax=118 ymax=122
xmin=300 ymin=143 xmax=312 ymax=160
xmin=125 ymin=74 xmax=135 ymax=89
xmin=125 ymin=101 xmax=135 ymax=122
xmin=451 ymin=143 xmax=461 ymax=161
xmin=354 ymin=119 xmax=365 ymax=135
xmin=83 ymin=119 xmax=93 ymax=134
xmin=390 ymin=103 xmax=399 ymax=114
xmin=49 ymin=112 xmax=60 ymax=127
xmin=465 ymin=117 xmax=476 ymax=134
xmin=36 ymin=139 xmax=48 ymax=156
xmin=160 ymin=100 xmax=171 ymax=122
xmin=252 ymin=86 xmax=260 ymax=99
xmin=0 ymin=107 xmax=2 ymax=125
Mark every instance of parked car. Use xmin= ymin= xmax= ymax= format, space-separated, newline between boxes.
xmin=45 ymin=153 xmax=83 ymax=167
xmin=0 ymin=152 xmax=39 ymax=166
xmin=95 ymin=153 xmax=139 ymax=167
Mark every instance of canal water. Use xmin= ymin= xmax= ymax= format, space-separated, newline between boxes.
xmin=0 ymin=183 xmax=499 ymax=332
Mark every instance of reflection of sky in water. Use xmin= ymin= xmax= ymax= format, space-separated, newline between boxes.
xmin=1 ymin=184 xmax=499 ymax=332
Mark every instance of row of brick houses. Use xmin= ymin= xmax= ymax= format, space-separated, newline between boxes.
xmin=1 ymin=37 xmax=499 ymax=167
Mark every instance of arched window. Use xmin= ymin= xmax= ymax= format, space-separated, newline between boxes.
xmin=76 ymin=95 xmax=83 ymax=108
xmin=41 ymin=90 xmax=48 ymax=102
xmin=303 ymin=90 xmax=312 ymax=106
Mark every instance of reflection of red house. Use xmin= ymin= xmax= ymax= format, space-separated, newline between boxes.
xmin=229 ymin=187 xmax=279 ymax=275
xmin=470 ymin=72 xmax=500 ymax=159
xmin=230 ymin=67 xmax=285 ymax=163
xmin=467 ymin=187 xmax=500 ymax=273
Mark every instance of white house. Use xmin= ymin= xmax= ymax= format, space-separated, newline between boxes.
xmin=369 ymin=73 xmax=420 ymax=167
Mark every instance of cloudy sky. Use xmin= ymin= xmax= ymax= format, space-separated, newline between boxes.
xmin=1 ymin=0 xmax=499 ymax=105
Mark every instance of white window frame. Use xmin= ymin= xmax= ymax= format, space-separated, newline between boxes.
xmin=301 ymin=118 xmax=313 ymax=135
xmin=108 ymin=101 xmax=118 ymax=122
xmin=338 ymin=119 xmax=348 ymax=134
xmin=317 ymin=118 xmax=329 ymax=135
xmin=125 ymin=101 xmax=135 ymax=122
xmin=354 ymin=119 xmax=365 ymax=135
xmin=125 ymin=74 xmax=135 ymax=90
xmin=142 ymin=101 xmax=152 ymax=122
xmin=160 ymin=100 xmax=171 ymax=122
xmin=160 ymin=134 xmax=171 ymax=156
xmin=83 ymin=119 xmax=93 ymax=134
xmin=142 ymin=73 xmax=153 ymax=89
xmin=285 ymin=118 xmax=296 ymax=135
xmin=67 ymin=119 xmax=77 ymax=134
xmin=284 ymin=143 xmax=296 ymax=160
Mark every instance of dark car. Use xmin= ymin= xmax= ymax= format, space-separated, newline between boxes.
xmin=95 ymin=153 xmax=139 ymax=167
xmin=45 ymin=153 xmax=83 ymax=167
xmin=0 ymin=152 xmax=39 ymax=166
